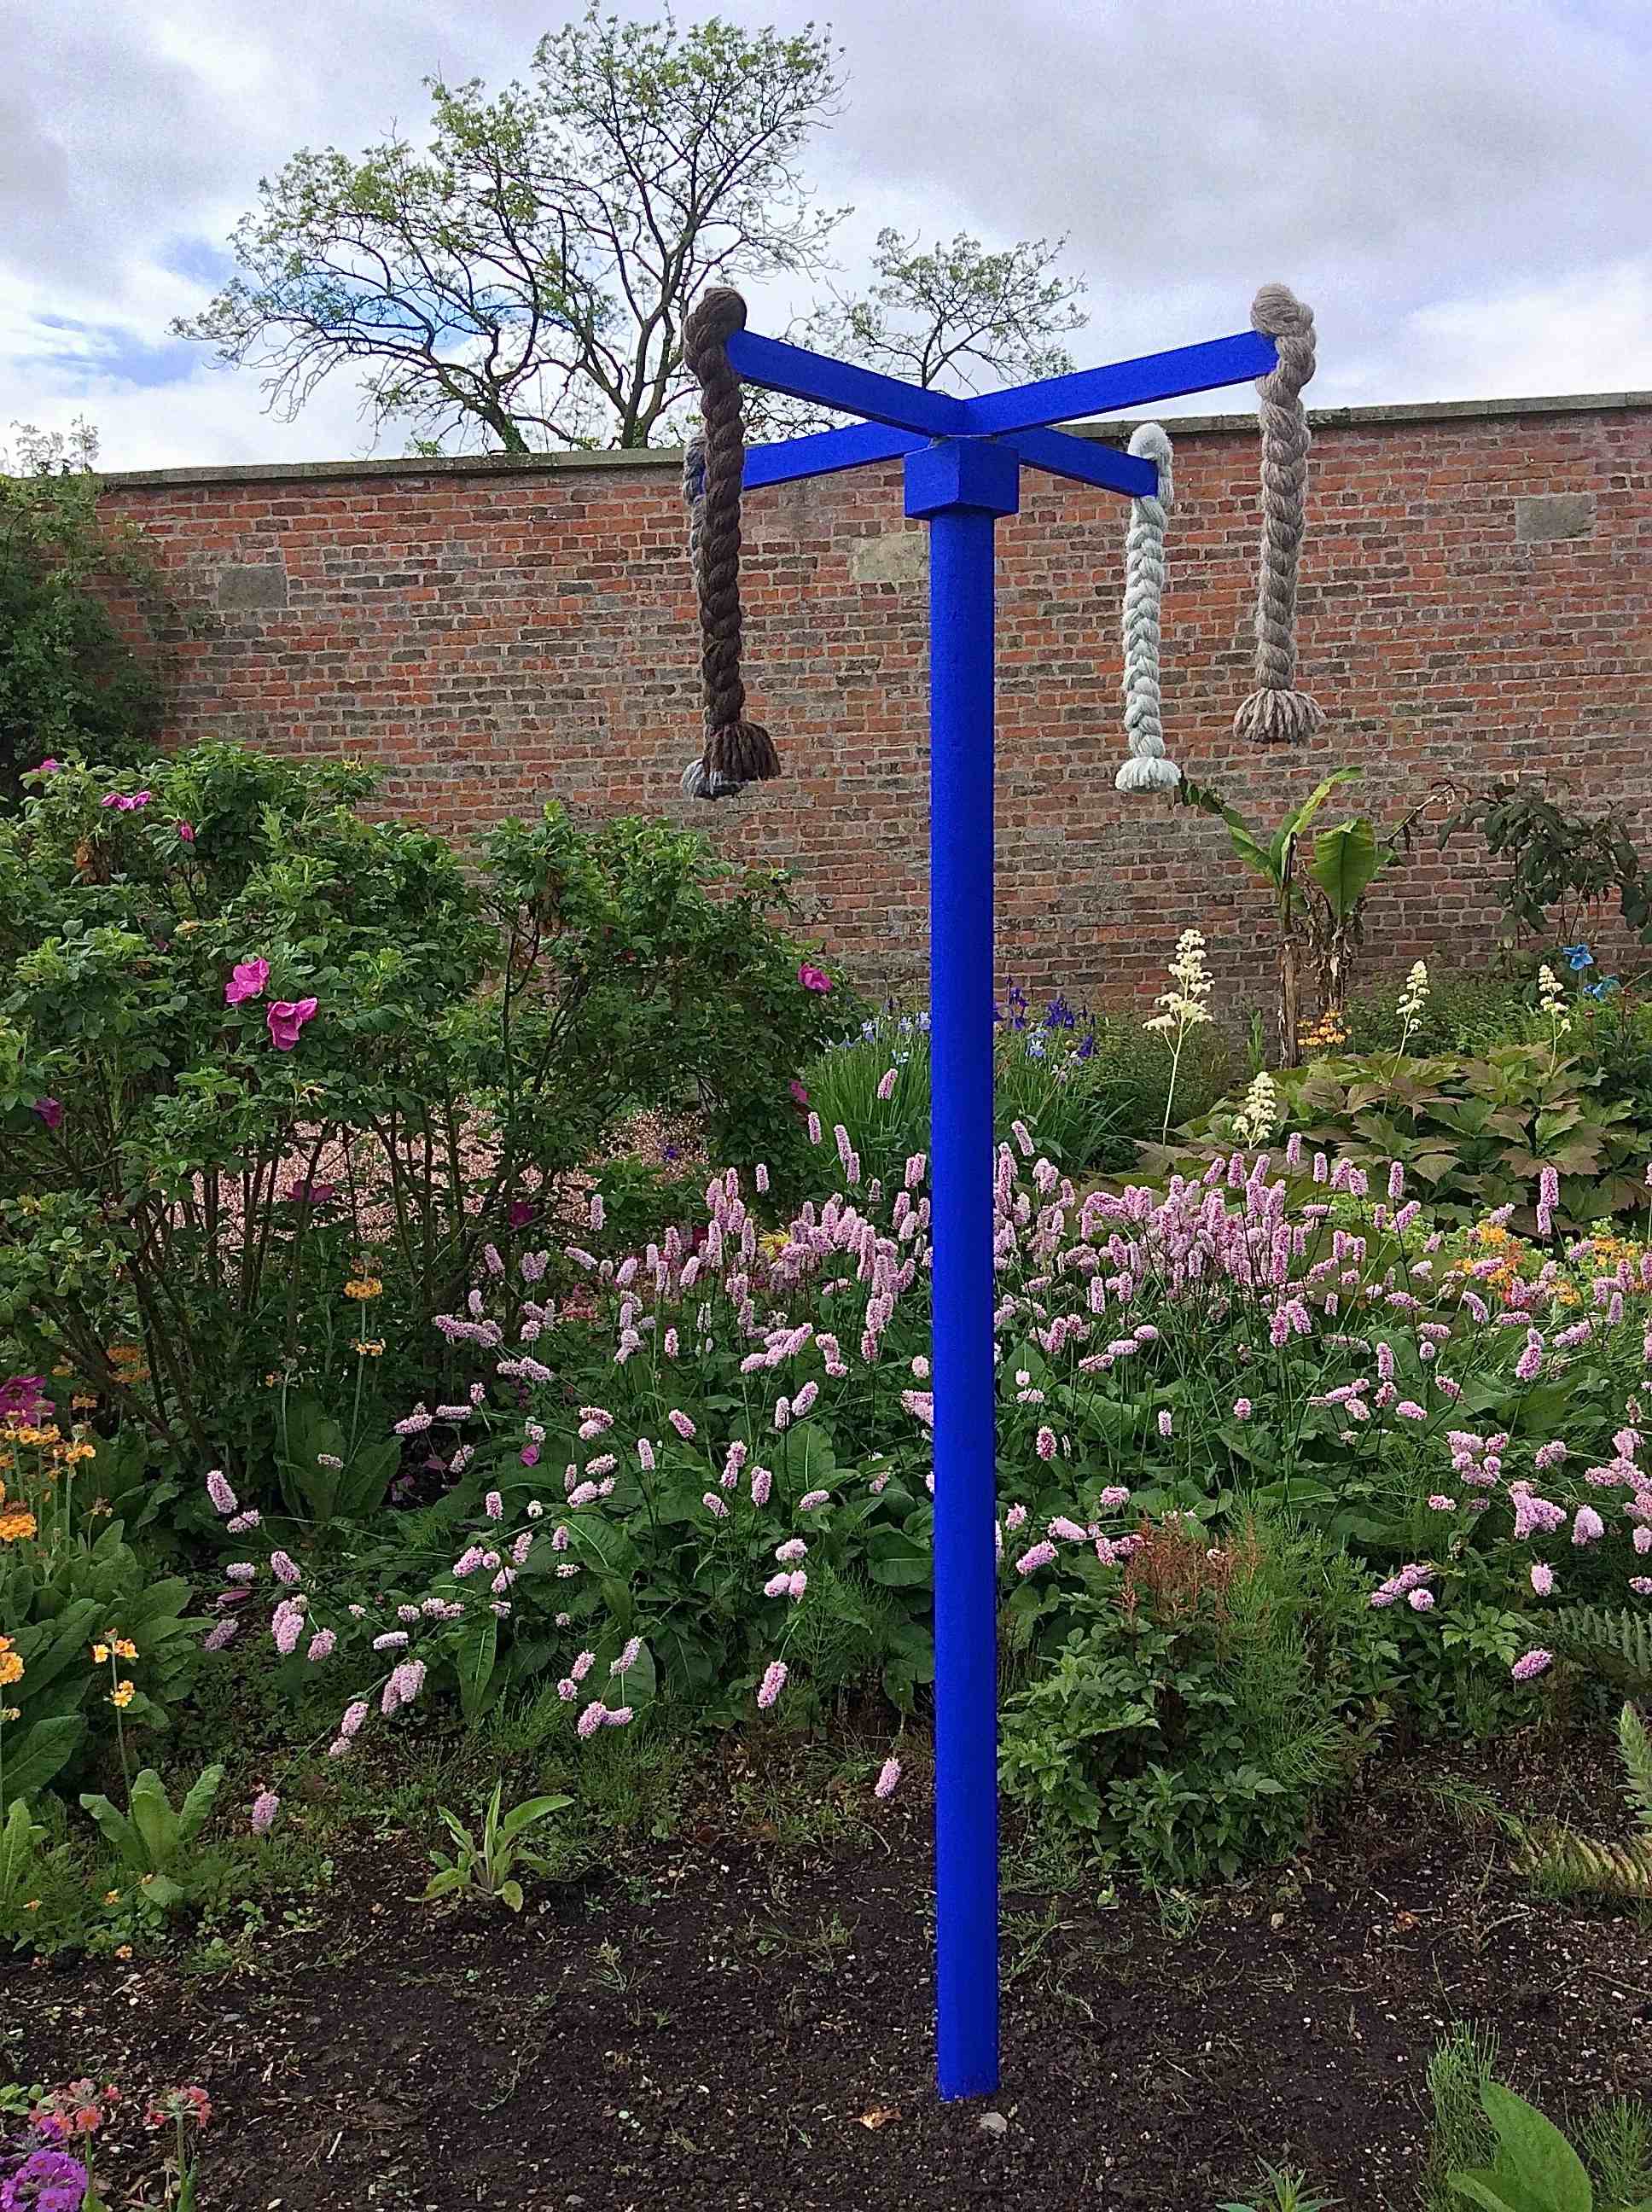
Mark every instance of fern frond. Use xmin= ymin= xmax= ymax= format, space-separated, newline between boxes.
xmin=1515 ymin=1821 xmax=1652 ymax=1899
xmin=1548 ymin=1605 xmax=1652 ymax=1691
xmin=1620 ymin=1702 xmax=1652 ymax=1830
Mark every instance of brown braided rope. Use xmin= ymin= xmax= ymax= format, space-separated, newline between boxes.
xmin=1233 ymin=283 xmax=1323 ymax=747
xmin=681 ymin=287 xmax=779 ymax=798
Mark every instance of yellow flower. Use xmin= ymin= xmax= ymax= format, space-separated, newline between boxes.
xmin=343 ymin=1277 xmax=383 ymax=1301
xmin=104 ymin=1889 xmax=120 ymax=1906
xmin=108 ymin=1679 xmax=136 ymax=1709
xmin=0 ymin=1651 xmax=23 ymax=1690
xmin=0 ymin=1510 xmax=38 ymax=1543
xmin=92 ymin=1641 xmax=111 ymax=1664
xmin=61 ymin=1441 xmax=97 ymax=1465
xmin=1 ymin=1708 xmax=20 ymax=1723
xmin=114 ymin=1944 xmax=132 ymax=1959
xmin=71 ymin=1394 xmax=98 ymax=1411
xmin=23 ymin=1900 xmax=39 ymax=1912
xmin=352 ymin=1339 xmax=385 ymax=1358
xmin=51 ymin=1363 xmax=73 ymax=1377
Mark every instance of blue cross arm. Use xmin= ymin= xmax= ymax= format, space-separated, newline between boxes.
xmin=961 ymin=329 xmax=1278 ymax=435
xmin=1000 ymin=426 xmax=1156 ymax=498
xmin=724 ymin=327 xmax=975 ymax=439
xmin=744 ymin=420 xmax=925 ymax=491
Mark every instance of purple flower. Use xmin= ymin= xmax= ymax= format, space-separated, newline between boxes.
xmin=1 ymin=2147 xmax=90 ymax=2211
xmin=1035 ymin=1426 xmax=1056 ymax=1461
xmin=206 ymin=1468 xmax=238 ymax=1516
xmin=874 ymin=1756 xmax=902 ymax=1802
xmin=1408 ymin=1588 xmax=1435 ymax=1612
xmin=798 ymin=963 xmax=833 ymax=993
xmin=1573 ymin=1505 xmax=1606 ymax=1545
xmin=177 ymin=819 xmax=195 ymax=842
xmin=484 ymin=1489 xmax=503 ymax=1521
xmin=1157 ymin=1410 xmax=1173 ymax=1440
xmin=701 ymin=1491 xmax=730 ymax=1519
xmin=270 ymin=1550 xmax=300 ymax=1586
xmin=668 ymin=1409 xmax=696 ymax=1441
xmin=1511 ymin=1648 xmax=1553 ymax=1682
xmin=576 ymin=1699 xmax=607 ymax=1738
xmin=1231 ymin=1399 xmax=1253 ymax=1423
xmin=1015 ymin=1540 xmax=1058 ymax=1575
xmin=30 ymin=1097 xmax=63 ymax=1131
xmin=250 ymin=1790 xmax=280 ymax=1837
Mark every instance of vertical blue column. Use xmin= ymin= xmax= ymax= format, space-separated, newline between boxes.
xmin=904 ymin=437 xmax=1020 ymax=2102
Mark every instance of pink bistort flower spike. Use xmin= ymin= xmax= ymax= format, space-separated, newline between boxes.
xmin=1015 ymin=1540 xmax=1057 ymax=1575
xmin=576 ymin=1699 xmax=606 ymax=1739
xmin=750 ymin=1465 xmax=773 ymax=1506
xmin=612 ymin=1637 xmax=643 ymax=1677
xmin=786 ymin=1570 xmax=808 ymax=1601
xmin=1531 ymin=1562 xmax=1556 ymax=1596
xmin=702 ymin=1491 xmax=730 ymax=1519
xmin=875 ymin=1756 xmax=902 ymax=1801
xmin=1511 ymin=1648 xmax=1553 ymax=1682
xmin=757 ymin=1660 xmax=788 ymax=1708
xmin=798 ymin=1488 xmax=829 ymax=1511
xmin=1035 ymin=1427 xmax=1056 ymax=1462
xmin=250 ymin=1790 xmax=281 ymax=1837
xmin=206 ymin=1469 xmax=238 ymax=1516
xmin=1573 ymin=1505 xmax=1606 ymax=1545
xmin=667 ymin=1409 xmax=696 ymax=1441
xmin=270 ymin=1549 xmax=300 ymax=1585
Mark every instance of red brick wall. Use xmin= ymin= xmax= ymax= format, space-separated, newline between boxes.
xmin=100 ymin=393 xmax=1652 ymax=1018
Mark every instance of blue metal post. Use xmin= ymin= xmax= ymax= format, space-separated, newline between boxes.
xmin=905 ymin=436 xmax=1020 ymax=2102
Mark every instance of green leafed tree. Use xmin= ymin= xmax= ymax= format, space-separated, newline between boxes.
xmin=806 ymin=226 xmax=1086 ymax=395
xmin=174 ymin=9 xmax=850 ymax=452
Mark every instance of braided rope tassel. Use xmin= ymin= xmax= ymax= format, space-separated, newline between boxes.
xmin=678 ymin=435 xmax=746 ymax=800
xmin=1233 ymin=283 xmax=1323 ymax=747
xmin=679 ymin=288 xmax=779 ymax=800
xmin=1114 ymin=422 xmax=1180 ymax=795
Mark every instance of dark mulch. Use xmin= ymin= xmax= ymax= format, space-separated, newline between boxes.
xmin=8 ymin=1734 xmax=1650 ymax=2212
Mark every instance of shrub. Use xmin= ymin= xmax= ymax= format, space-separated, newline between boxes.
xmin=0 ymin=423 xmax=173 ymax=809
xmin=0 ymin=743 xmax=847 ymax=1478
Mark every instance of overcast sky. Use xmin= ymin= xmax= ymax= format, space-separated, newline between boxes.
xmin=3 ymin=0 xmax=1649 ymax=470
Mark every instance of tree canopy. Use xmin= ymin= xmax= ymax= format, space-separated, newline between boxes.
xmin=177 ymin=9 xmax=1089 ymax=453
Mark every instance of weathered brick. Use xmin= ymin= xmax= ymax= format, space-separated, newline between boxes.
xmin=99 ymin=396 xmax=1652 ymax=1011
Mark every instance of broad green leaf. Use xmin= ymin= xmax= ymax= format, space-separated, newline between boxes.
xmin=0 ymin=1715 xmax=84 ymax=1808
xmin=1308 ymin=818 xmax=1380 ymax=917
xmin=177 ymin=1763 xmax=224 ymax=1847
xmin=1483 ymin=2081 xmax=1592 ymax=2212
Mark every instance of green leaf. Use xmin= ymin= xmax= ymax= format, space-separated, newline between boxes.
xmin=177 ymin=1763 xmax=225 ymax=1847
xmin=1483 ymin=2081 xmax=1593 ymax=2212
xmin=422 ymin=1866 xmax=468 ymax=1900
xmin=498 ymin=1878 xmax=525 ymax=1912
xmin=1449 ymin=2172 xmax=1525 ymax=2212
xmin=497 ymin=1794 xmax=572 ymax=1842
xmin=1307 ymin=818 xmax=1380 ymax=918
xmin=0 ymin=1714 xmax=84 ymax=1808
xmin=457 ymin=1616 xmax=498 ymax=1724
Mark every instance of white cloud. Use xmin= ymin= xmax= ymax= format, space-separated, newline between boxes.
xmin=1 ymin=0 xmax=1648 ymax=469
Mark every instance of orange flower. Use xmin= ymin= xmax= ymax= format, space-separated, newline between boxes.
xmin=0 ymin=1509 xmax=38 ymax=1543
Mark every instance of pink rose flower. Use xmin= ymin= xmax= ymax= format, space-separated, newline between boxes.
xmin=798 ymin=963 xmax=833 ymax=993
xmin=177 ymin=820 xmax=195 ymax=842
xmin=224 ymin=958 xmax=270 ymax=1006
xmin=266 ymin=996 xmax=318 ymax=1051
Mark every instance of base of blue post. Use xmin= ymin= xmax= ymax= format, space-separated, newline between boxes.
xmin=907 ymin=438 xmax=1019 ymax=2102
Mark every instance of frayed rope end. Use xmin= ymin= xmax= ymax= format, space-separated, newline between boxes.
xmin=1114 ymin=754 xmax=1182 ymax=795
xmin=1232 ymin=689 xmax=1323 ymax=746
xmin=704 ymin=718 xmax=779 ymax=786
xmin=680 ymin=759 xmax=748 ymax=802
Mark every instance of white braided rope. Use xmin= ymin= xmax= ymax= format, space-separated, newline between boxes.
xmin=1114 ymin=422 xmax=1180 ymax=795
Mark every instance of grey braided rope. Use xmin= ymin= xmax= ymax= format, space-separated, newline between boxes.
xmin=678 ymin=435 xmax=747 ymax=800
xmin=1114 ymin=422 xmax=1180 ymax=795
xmin=1233 ymin=283 xmax=1323 ymax=746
